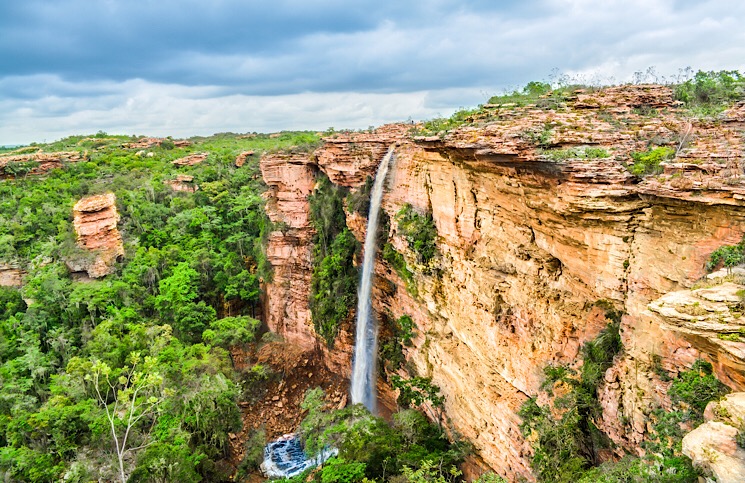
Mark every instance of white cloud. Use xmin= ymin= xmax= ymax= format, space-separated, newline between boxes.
xmin=0 ymin=78 xmax=486 ymax=144
xmin=1 ymin=0 xmax=745 ymax=143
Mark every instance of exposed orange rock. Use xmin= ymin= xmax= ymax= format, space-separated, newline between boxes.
xmin=164 ymin=174 xmax=198 ymax=192
xmin=0 ymin=151 xmax=86 ymax=178
xmin=0 ymin=263 xmax=24 ymax=287
xmin=172 ymin=152 xmax=208 ymax=166
xmin=260 ymin=86 xmax=745 ymax=481
xmin=67 ymin=193 xmax=124 ymax=278
xmin=235 ymin=150 xmax=255 ymax=167
xmin=315 ymin=124 xmax=410 ymax=187
xmin=260 ymin=152 xmax=318 ymax=350
xmin=123 ymin=137 xmax=191 ymax=149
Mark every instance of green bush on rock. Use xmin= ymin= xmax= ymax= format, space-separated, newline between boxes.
xmin=309 ymin=174 xmax=360 ymax=347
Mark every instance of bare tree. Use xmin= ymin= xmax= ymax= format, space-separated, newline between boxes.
xmin=86 ymin=352 xmax=165 ymax=483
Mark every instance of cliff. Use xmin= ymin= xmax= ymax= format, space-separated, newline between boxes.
xmin=260 ymin=86 xmax=745 ymax=480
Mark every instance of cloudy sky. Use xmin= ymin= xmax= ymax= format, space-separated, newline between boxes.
xmin=1 ymin=0 xmax=744 ymax=144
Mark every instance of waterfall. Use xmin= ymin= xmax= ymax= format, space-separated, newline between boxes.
xmin=350 ymin=145 xmax=395 ymax=412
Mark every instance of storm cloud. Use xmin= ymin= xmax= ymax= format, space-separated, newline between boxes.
xmin=1 ymin=0 xmax=744 ymax=143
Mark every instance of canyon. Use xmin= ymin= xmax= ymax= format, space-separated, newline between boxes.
xmin=260 ymin=86 xmax=745 ymax=480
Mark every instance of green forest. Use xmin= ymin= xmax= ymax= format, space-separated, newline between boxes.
xmin=0 ymin=131 xmax=320 ymax=481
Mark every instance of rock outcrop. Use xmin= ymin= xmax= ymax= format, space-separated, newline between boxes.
xmin=0 ymin=151 xmax=86 ymax=178
xmin=260 ymin=152 xmax=318 ymax=350
xmin=683 ymin=392 xmax=745 ymax=483
xmin=0 ymin=263 xmax=24 ymax=287
xmin=235 ymin=151 xmax=255 ymax=167
xmin=123 ymin=137 xmax=191 ymax=149
xmin=164 ymin=174 xmax=198 ymax=192
xmin=172 ymin=152 xmax=208 ymax=166
xmin=67 ymin=193 xmax=124 ymax=278
xmin=260 ymin=86 xmax=745 ymax=481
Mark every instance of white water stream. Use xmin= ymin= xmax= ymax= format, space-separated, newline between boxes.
xmin=350 ymin=146 xmax=395 ymax=412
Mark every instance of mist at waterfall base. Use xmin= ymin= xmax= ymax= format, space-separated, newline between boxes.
xmin=350 ymin=146 xmax=395 ymax=413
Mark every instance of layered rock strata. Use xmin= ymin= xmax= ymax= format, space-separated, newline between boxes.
xmin=172 ymin=152 xmax=208 ymax=166
xmin=0 ymin=151 xmax=86 ymax=178
xmin=0 ymin=263 xmax=24 ymax=287
xmin=260 ymin=86 xmax=745 ymax=481
xmin=261 ymin=153 xmax=318 ymax=350
xmin=164 ymin=174 xmax=198 ymax=192
xmin=67 ymin=193 xmax=124 ymax=278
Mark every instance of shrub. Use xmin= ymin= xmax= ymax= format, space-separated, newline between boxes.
xmin=309 ymin=174 xmax=359 ymax=346
xmin=675 ymin=70 xmax=745 ymax=115
xmin=521 ymin=124 xmax=554 ymax=148
xmin=310 ymin=229 xmax=359 ymax=346
xmin=542 ymin=146 xmax=610 ymax=161
xmin=473 ymin=472 xmax=508 ymax=483
xmin=390 ymin=376 xmax=445 ymax=417
xmin=3 ymin=161 xmax=37 ymax=177
xmin=628 ymin=146 xmax=674 ymax=176
xmin=202 ymin=315 xmax=260 ymax=348
xmin=401 ymin=460 xmax=462 ymax=483
xmin=346 ymin=176 xmax=373 ymax=216
xmin=707 ymin=240 xmax=745 ymax=271
xmin=488 ymin=81 xmax=571 ymax=109
xmin=518 ymin=322 xmax=623 ymax=482
xmin=668 ymin=359 xmax=729 ymax=417
xmin=298 ymin=389 xmax=466 ymax=481
xmin=379 ymin=314 xmax=417 ymax=375
xmin=382 ymin=243 xmax=418 ymax=297
xmin=396 ymin=204 xmax=438 ymax=265
xmin=321 ymin=458 xmax=367 ymax=483
xmin=417 ymin=107 xmax=481 ymax=136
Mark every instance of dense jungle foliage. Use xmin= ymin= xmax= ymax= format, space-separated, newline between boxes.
xmin=0 ymin=131 xmax=320 ymax=482
xmin=309 ymin=174 xmax=360 ymax=347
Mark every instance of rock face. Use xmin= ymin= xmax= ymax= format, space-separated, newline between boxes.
xmin=683 ymin=393 xmax=745 ymax=483
xmin=260 ymin=87 xmax=745 ymax=481
xmin=0 ymin=151 xmax=86 ymax=178
xmin=164 ymin=174 xmax=198 ymax=192
xmin=316 ymin=124 xmax=410 ymax=186
xmin=172 ymin=152 xmax=208 ymax=166
xmin=123 ymin=137 xmax=191 ymax=149
xmin=0 ymin=263 xmax=24 ymax=287
xmin=260 ymin=152 xmax=318 ymax=350
xmin=235 ymin=151 xmax=255 ymax=167
xmin=67 ymin=193 xmax=124 ymax=278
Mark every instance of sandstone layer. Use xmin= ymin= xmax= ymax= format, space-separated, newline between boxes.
xmin=0 ymin=151 xmax=86 ymax=178
xmin=67 ymin=193 xmax=125 ymax=278
xmin=123 ymin=137 xmax=191 ymax=149
xmin=260 ymin=152 xmax=318 ymax=350
xmin=164 ymin=174 xmax=198 ymax=192
xmin=0 ymin=263 xmax=24 ymax=287
xmin=235 ymin=150 xmax=255 ymax=167
xmin=683 ymin=392 xmax=745 ymax=483
xmin=172 ymin=152 xmax=208 ymax=166
xmin=260 ymin=86 xmax=745 ymax=481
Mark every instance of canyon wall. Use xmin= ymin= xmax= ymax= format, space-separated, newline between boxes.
xmin=260 ymin=89 xmax=745 ymax=480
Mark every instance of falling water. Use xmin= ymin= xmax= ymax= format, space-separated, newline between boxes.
xmin=350 ymin=145 xmax=395 ymax=412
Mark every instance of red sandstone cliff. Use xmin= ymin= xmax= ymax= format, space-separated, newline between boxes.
xmin=260 ymin=87 xmax=745 ymax=480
